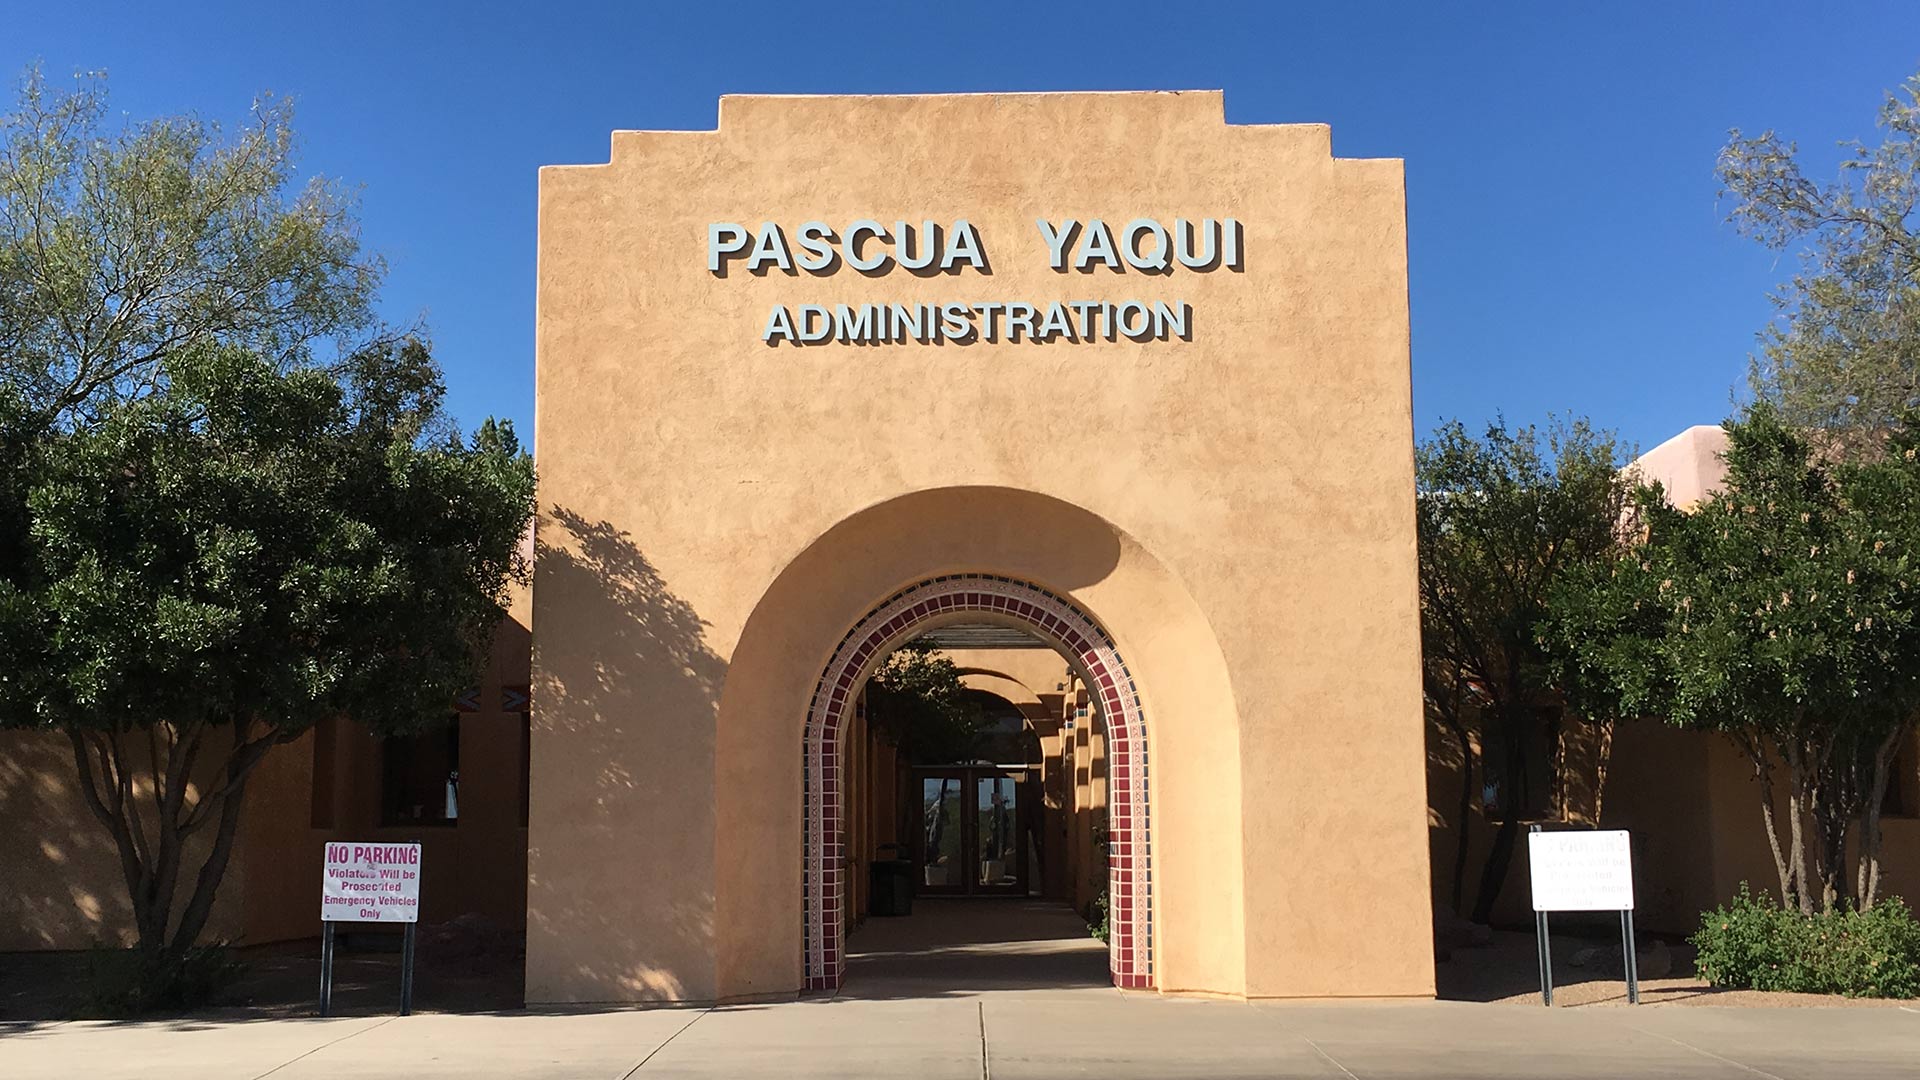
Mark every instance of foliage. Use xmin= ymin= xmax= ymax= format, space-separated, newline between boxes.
xmin=1542 ymin=405 xmax=1920 ymax=914
xmin=1692 ymin=884 xmax=1920 ymax=999
xmin=1415 ymin=414 xmax=1637 ymax=921
xmin=1720 ymin=71 xmax=1920 ymax=441
xmin=864 ymin=642 xmax=985 ymax=765
xmin=83 ymin=941 xmax=248 ymax=1017
xmin=0 ymin=65 xmax=383 ymax=431
xmin=0 ymin=343 xmax=534 ymax=972
xmin=1087 ymin=892 xmax=1110 ymax=944
xmin=1087 ymin=815 xmax=1110 ymax=942
xmin=0 ymin=70 xmax=533 ymax=1004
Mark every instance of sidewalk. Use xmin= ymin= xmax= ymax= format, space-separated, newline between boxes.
xmin=5 ymin=994 xmax=1919 ymax=1079
xmin=5 ymin=901 xmax=1916 ymax=1078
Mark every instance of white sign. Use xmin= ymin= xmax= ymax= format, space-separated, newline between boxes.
xmin=321 ymin=842 xmax=422 ymax=923
xmin=1528 ymin=830 xmax=1634 ymax=912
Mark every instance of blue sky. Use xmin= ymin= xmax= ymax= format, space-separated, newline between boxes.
xmin=10 ymin=2 xmax=1919 ymax=455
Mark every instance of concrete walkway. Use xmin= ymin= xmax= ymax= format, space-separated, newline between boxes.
xmin=3 ymin=900 xmax=1917 ymax=1078
xmin=842 ymin=896 xmax=1112 ymax=995
xmin=6 ymin=996 xmax=1919 ymax=1079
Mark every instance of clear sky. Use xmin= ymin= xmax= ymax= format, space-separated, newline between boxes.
xmin=10 ymin=2 xmax=1919 ymax=456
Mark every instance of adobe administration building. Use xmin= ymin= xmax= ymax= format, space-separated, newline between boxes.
xmin=529 ymin=90 xmax=1428 ymax=1002
xmin=30 ymin=91 xmax=1903 ymax=1006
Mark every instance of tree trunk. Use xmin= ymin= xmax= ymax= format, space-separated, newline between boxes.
xmin=1449 ymin=722 xmax=1476 ymax=917
xmin=1472 ymin=813 xmax=1520 ymax=925
xmin=1470 ymin=721 xmax=1527 ymax=925
xmin=1423 ymin=667 xmax=1477 ymax=917
xmin=1804 ymin=734 xmax=1861 ymax=915
xmin=1744 ymin=740 xmax=1795 ymax=909
xmin=1786 ymin=741 xmax=1812 ymax=915
xmin=1856 ymin=729 xmax=1902 ymax=911
xmin=66 ymin=717 xmax=286 ymax=964
xmin=169 ymin=759 xmax=254 ymax=956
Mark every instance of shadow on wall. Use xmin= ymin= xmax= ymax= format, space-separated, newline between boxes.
xmin=713 ymin=485 xmax=1224 ymax=996
xmin=0 ymin=734 xmax=133 ymax=950
xmin=528 ymin=507 xmax=726 ymax=1001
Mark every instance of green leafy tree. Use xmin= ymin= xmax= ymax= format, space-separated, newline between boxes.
xmin=864 ymin=642 xmax=984 ymax=766
xmin=1416 ymin=415 xmax=1637 ymax=921
xmin=0 ymin=343 xmax=534 ymax=963
xmin=0 ymin=69 xmax=534 ymax=981
xmin=0 ymin=65 xmax=382 ymax=430
xmin=1543 ymin=405 xmax=1920 ymax=913
xmin=1720 ymin=72 xmax=1920 ymax=440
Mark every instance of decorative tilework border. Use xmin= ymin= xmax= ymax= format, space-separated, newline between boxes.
xmin=802 ymin=574 xmax=1153 ymax=991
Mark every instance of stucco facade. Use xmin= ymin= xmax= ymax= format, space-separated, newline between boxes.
xmin=528 ymin=90 xmax=1433 ymax=1003
xmin=10 ymin=92 xmax=1912 ymax=1013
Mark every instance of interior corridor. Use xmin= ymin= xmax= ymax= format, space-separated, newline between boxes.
xmin=839 ymin=898 xmax=1112 ymax=997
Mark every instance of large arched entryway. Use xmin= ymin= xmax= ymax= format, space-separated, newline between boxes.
xmin=802 ymin=574 xmax=1152 ymax=990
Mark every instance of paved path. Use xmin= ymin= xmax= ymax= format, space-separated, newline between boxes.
xmin=3 ymin=900 xmax=1917 ymax=1078
xmin=6 ymin=996 xmax=1919 ymax=1079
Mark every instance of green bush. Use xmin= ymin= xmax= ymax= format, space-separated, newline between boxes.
xmin=84 ymin=943 xmax=247 ymax=1016
xmin=1087 ymin=893 xmax=1110 ymax=943
xmin=1692 ymin=884 xmax=1920 ymax=998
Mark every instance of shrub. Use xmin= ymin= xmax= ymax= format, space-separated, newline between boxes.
xmin=84 ymin=943 xmax=247 ymax=1016
xmin=1088 ymin=893 xmax=1110 ymax=944
xmin=1692 ymin=884 xmax=1920 ymax=998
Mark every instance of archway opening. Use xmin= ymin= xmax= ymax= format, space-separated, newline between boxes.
xmin=801 ymin=574 xmax=1152 ymax=993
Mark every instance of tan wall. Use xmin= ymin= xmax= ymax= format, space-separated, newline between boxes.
xmin=0 ymin=731 xmax=248 ymax=950
xmin=1425 ymin=714 xmax=1920 ymax=936
xmin=0 ymin=602 xmax=532 ymax=953
xmin=530 ymin=91 xmax=1431 ymax=1003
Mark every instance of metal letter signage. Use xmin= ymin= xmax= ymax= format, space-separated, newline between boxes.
xmin=711 ymin=216 xmax=1241 ymax=346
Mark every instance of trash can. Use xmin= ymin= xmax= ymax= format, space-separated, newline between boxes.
xmin=869 ymin=846 xmax=914 ymax=917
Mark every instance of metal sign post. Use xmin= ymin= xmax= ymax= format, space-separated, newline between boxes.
xmin=1527 ymin=825 xmax=1639 ymax=1007
xmin=399 ymin=921 xmax=418 ymax=1015
xmin=318 ymin=921 xmax=337 ymax=1016
xmin=1620 ymin=906 xmax=1640 ymax=1005
xmin=318 ymin=842 xmax=424 ymax=1017
xmin=316 ymin=921 xmax=418 ymax=1017
xmin=1533 ymin=900 xmax=1554 ymax=1006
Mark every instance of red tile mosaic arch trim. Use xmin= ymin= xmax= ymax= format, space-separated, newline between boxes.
xmin=802 ymin=574 xmax=1152 ymax=991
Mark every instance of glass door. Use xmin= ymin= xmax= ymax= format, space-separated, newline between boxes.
xmin=918 ymin=771 xmax=966 ymax=894
xmin=913 ymin=767 xmax=1029 ymax=896
xmin=973 ymin=770 xmax=1027 ymax=895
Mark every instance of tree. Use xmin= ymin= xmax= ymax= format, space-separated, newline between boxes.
xmin=0 ymin=343 xmax=535 ymax=966
xmin=0 ymin=65 xmax=382 ymax=431
xmin=1720 ymin=72 xmax=1920 ymax=441
xmin=1543 ymin=405 xmax=1920 ymax=913
xmin=0 ymin=69 xmax=533 ymax=982
xmin=1416 ymin=415 xmax=1637 ymax=921
xmin=863 ymin=642 xmax=984 ymax=766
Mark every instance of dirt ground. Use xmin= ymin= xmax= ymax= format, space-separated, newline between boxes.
xmin=5 ymin=920 xmax=1914 ymax=1020
xmin=0 ymin=918 xmax=523 ymax=1021
xmin=1437 ymin=927 xmax=1917 ymax=1008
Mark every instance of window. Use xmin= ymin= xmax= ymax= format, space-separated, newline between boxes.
xmin=1480 ymin=707 xmax=1556 ymax=821
xmin=382 ymin=717 xmax=460 ymax=826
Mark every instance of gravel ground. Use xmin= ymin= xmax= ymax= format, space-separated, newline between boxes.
xmin=1439 ymin=927 xmax=1916 ymax=1008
